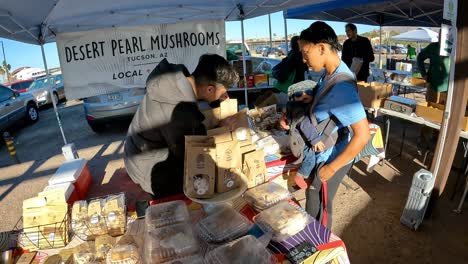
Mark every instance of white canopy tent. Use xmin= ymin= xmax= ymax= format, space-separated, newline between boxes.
xmin=0 ymin=0 xmax=320 ymax=144
xmin=392 ymin=27 xmax=439 ymax=42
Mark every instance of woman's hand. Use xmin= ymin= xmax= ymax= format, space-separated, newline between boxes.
xmin=319 ymin=164 xmax=337 ymax=181
xmin=279 ymin=113 xmax=290 ymax=130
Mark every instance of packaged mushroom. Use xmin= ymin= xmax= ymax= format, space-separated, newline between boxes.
xmin=184 ymin=136 xmax=216 ymax=199
xmin=145 ymin=200 xmax=190 ymax=230
xmin=243 ymin=182 xmax=291 ymax=211
xmin=103 ymin=193 xmax=126 ymax=236
xmin=87 ymin=198 xmax=108 ymax=237
xmin=205 ymin=235 xmax=275 ymax=264
xmin=254 ymin=201 xmax=311 ymax=242
xmin=160 ymin=254 xmax=204 ymax=264
xmin=197 ymin=207 xmax=252 ymax=243
xmin=71 ymin=200 xmax=93 ymax=240
xmin=95 ymin=235 xmax=115 ymax=261
xmin=73 ymin=241 xmax=96 ymax=264
xmin=144 ymin=223 xmax=199 ymax=263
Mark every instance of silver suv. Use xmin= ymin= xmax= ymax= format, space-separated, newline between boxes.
xmin=0 ymin=84 xmax=39 ymax=131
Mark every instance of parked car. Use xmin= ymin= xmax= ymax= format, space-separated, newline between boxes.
xmin=262 ymin=47 xmax=281 ymax=57
xmin=256 ymin=45 xmax=267 ymax=54
xmin=4 ymin=79 xmax=34 ymax=93
xmin=373 ymin=46 xmax=387 ymax=54
xmin=0 ymin=84 xmax=39 ymax=131
xmin=83 ymin=88 xmax=146 ymax=132
xmin=28 ymin=74 xmax=66 ymax=106
xmin=226 ymin=41 xmax=251 ymax=56
xmin=390 ymin=45 xmax=407 ymax=54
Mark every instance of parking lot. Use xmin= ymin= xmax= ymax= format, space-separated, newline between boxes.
xmin=0 ymin=100 xmax=151 ymax=231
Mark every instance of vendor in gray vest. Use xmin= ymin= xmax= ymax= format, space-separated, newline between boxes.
xmin=124 ymin=54 xmax=239 ymax=198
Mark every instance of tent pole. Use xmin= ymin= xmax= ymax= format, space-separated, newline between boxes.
xmin=379 ymin=26 xmax=382 ymax=69
xmin=41 ymin=44 xmax=67 ymax=145
xmin=241 ymin=19 xmax=248 ymax=108
xmin=284 ymin=16 xmax=288 ymax=51
xmin=268 ymin=14 xmax=272 ymax=49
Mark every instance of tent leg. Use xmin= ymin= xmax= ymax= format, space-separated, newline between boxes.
xmin=241 ymin=19 xmax=248 ymax=108
xmin=41 ymin=44 xmax=67 ymax=145
xmin=268 ymin=14 xmax=272 ymax=49
xmin=284 ymin=16 xmax=288 ymax=51
xmin=379 ymin=26 xmax=382 ymax=69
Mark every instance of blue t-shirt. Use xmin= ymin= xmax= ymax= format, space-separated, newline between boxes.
xmin=313 ymin=62 xmax=366 ymax=164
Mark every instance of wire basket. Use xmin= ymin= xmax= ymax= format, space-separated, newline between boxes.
xmin=11 ymin=212 xmax=71 ymax=251
xmin=71 ymin=192 xmax=127 ymax=241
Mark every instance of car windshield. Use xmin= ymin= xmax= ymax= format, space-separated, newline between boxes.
xmin=29 ymin=77 xmax=53 ymax=90
xmin=226 ymin=43 xmax=242 ymax=51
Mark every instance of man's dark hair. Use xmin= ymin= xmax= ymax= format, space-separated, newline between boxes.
xmin=300 ymin=21 xmax=342 ymax=52
xmin=345 ymin=23 xmax=357 ymax=32
xmin=290 ymin=36 xmax=300 ymax=52
xmin=192 ymin=54 xmax=239 ymax=88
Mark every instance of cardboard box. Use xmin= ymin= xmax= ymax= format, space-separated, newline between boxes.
xmin=416 ymin=102 xmax=468 ymax=131
xmin=184 ymin=136 xmax=216 ymax=198
xmin=383 ymin=96 xmax=417 ymax=115
xmin=201 ymin=99 xmax=238 ymax=129
xmin=243 ymin=150 xmax=267 ymax=188
xmin=232 ymin=109 xmax=252 ymax=146
xmin=357 ymin=82 xmax=392 ymax=109
xmin=254 ymin=74 xmax=268 ymax=87
xmin=411 ymin=77 xmax=426 ymax=87
xmin=207 ymin=127 xmax=233 ymax=144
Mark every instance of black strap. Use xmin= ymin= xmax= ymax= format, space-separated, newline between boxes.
xmin=309 ymin=72 xmax=356 ymax=150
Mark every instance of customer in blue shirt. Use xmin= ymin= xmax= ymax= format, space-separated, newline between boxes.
xmin=299 ymin=21 xmax=370 ymax=228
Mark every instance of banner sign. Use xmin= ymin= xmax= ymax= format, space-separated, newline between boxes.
xmin=56 ymin=20 xmax=225 ymax=100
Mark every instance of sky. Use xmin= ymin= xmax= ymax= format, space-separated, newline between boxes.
xmin=0 ymin=11 xmax=377 ymax=83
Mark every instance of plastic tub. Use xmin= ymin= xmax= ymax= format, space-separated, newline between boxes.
xmin=106 ymin=244 xmax=140 ymax=264
xmin=205 ymin=235 xmax=275 ymax=264
xmin=243 ymin=182 xmax=291 ymax=211
xmin=145 ymin=200 xmax=189 ymax=229
xmin=144 ymin=223 xmax=199 ymax=263
xmin=254 ymin=201 xmax=311 ymax=242
xmin=197 ymin=207 xmax=251 ymax=243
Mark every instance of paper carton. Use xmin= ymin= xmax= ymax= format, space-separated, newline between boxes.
xmin=357 ymin=82 xmax=392 ymax=109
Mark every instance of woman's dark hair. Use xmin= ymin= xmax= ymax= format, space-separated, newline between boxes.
xmin=192 ymin=54 xmax=239 ymax=88
xmin=290 ymin=36 xmax=300 ymax=52
xmin=345 ymin=23 xmax=357 ymax=32
xmin=300 ymin=21 xmax=342 ymax=52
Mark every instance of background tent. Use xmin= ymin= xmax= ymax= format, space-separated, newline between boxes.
xmin=392 ymin=27 xmax=439 ymax=42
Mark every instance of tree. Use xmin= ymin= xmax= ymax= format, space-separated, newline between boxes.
xmin=0 ymin=60 xmax=11 ymax=82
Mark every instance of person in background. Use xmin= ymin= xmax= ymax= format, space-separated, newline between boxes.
xmin=417 ymin=42 xmax=450 ymax=104
xmin=124 ymin=54 xmax=239 ymax=198
xmin=406 ymin=44 xmax=417 ymax=60
xmin=342 ymin=23 xmax=375 ymax=81
xmin=299 ymin=21 xmax=370 ymax=228
xmin=272 ymin=36 xmax=309 ymax=92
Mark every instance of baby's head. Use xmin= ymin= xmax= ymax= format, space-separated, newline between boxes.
xmin=287 ymin=80 xmax=318 ymax=104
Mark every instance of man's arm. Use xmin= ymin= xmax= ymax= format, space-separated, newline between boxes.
xmin=341 ymin=40 xmax=352 ymax=67
xmin=160 ymin=102 xmax=207 ymax=160
xmin=364 ymin=38 xmax=375 ymax=62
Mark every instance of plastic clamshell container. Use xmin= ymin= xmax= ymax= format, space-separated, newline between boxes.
xmin=205 ymin=235 xmax=275 ymax=264
xmin=145 ymin=200 xmax=190 ymax=229
xmin=197 ymin=207 xmax=252 ymax=243
xmin=243 ymin=182 xmax=291 ymax=211
xmin=254 ymin=201 xmax=311 ymax=242
xmin=106 ymin=244 xmax=141 ymax=264
xmin=160 ymin=254 xmax=204 ymax=264
xmin=144 ymin=223 xmax=199 ymax=263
